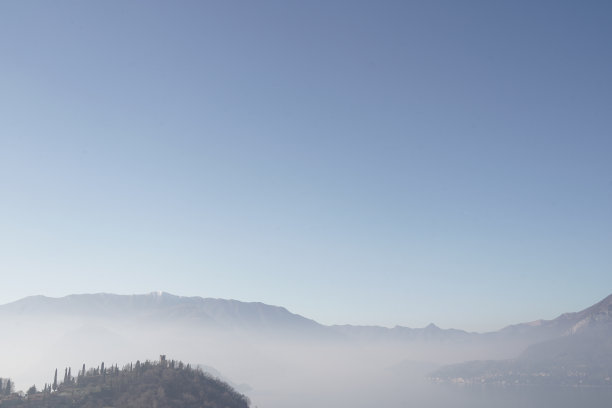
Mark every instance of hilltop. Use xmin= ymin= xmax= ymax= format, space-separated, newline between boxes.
xmin=0 ymin=357 xmax=249 ymax=408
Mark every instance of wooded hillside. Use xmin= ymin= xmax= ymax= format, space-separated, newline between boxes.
xmin=0 ymin=356 xmax=250 ymax=408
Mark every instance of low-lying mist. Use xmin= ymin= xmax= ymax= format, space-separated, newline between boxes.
xmin=0 ymin=316 xmax=495 ymax=407
xmin=2 ymin=293 xmax=612 ymax=408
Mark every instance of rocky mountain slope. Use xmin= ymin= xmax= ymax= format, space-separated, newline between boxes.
xmin=430 ymin=294 xmax=612 ymax=386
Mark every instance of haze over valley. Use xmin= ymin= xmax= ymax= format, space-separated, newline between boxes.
xmin=2 ymin=292 xmax=612 ymax=407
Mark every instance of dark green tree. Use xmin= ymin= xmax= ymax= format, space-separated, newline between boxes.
xmin=53 ymin=368 xmax=58 ymax=391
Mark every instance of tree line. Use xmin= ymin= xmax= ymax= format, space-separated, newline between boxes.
xmin=0 ymin=356 xmax=250 ymax=408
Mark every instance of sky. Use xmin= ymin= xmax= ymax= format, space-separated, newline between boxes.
xmin=1 ymin=0 xmax=611 ymax=332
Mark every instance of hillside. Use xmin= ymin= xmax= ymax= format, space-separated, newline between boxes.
xmin=430 ymin=295 xmax=612 ymax=387
xmin=430 ymin=334 xmax=612 ymax=387
xmin=0 ymin=357 xmax=250 ymax=408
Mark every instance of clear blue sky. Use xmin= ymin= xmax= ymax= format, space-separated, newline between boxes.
xmin=1 ymin=1 xmax=611 ymax=332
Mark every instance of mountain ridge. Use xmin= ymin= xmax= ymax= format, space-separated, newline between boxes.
xmin=2 ymin=291 xmax=611 ymax=339
xmin=430 ymin=294 xmax=612 ymax=387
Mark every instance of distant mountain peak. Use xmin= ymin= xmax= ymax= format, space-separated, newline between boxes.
xmin=564 ymin=293 xmax=612 ymax=335
xmin=148 ymin=291 xmax=178 ymax=299
xmin=0 ymin=292 xmax=325 ymax=335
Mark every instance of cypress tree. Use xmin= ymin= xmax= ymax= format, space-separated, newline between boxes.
xmin=53 ymin=369 xmax=58 ymax=391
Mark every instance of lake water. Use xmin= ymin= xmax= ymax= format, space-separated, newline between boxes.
xmin=249 ymin=379 xmax=612 ymax=408
xmin=399 ymin=384 xmax=612 ymax=408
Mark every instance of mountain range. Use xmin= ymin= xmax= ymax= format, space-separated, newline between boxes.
xmin=8 ymin=291 xmax=610 ymax=342
xmin=1 ymin=291 xmax=611 ymax=396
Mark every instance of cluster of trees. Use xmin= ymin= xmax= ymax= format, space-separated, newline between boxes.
xmin=0 ymin=378 xmax=14 ymax=396
xmin=0 ymin=356 xmax=250 ymax=408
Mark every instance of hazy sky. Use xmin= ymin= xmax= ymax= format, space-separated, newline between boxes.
xmin=1 ymin=1 xmax=611 ymax=332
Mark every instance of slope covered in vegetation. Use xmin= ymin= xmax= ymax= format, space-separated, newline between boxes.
xmin=0 ymin=357 xmax=250 ymax=408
